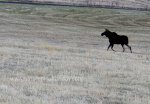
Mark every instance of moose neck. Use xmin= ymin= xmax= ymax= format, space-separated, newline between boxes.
xmin=105 ymin=31 xmax=112 ymax=38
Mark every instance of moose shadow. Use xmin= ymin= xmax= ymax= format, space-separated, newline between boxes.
xmin=101 ymin=29 xmax=132 ymax=53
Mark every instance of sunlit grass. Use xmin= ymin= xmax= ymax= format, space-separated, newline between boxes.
xmin=0 ymin=3 xmax=150 ymax=104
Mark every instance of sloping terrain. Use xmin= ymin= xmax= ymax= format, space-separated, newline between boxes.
xmin=0 ymin=3 xmax=150 ymax=104
xmin=1 ymin=0 xmax=150 ymax=10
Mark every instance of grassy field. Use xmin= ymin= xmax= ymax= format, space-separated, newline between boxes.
xmin=0 ymin=3 xmax=150 ymax=104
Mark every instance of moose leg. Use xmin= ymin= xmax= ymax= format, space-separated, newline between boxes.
xmin=111 ymin=44 xmax=116 ymax=51
xmin=121 ymin=44 xmax=125 ymax=52
xmin=107 ymin=44 xmax=111 ymax=51
xmin=126 ymin=44 xmax=132 ymax=53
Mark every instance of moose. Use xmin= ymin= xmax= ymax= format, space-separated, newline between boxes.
xmin=101 ymin=29 xmax=132 ymax=53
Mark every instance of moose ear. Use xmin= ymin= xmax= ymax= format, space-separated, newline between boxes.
xmin=105 ymin=29 xmax=109 ymax=31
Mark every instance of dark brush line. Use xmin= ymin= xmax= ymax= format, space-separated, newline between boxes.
xmin=0 ymin=1 xmax=149 ymax=11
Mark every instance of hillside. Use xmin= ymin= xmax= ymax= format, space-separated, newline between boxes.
xmin=0 ymin=3 xmax=150 ymax=104
xmin=1 ymin=0 xmax=150 ymax=10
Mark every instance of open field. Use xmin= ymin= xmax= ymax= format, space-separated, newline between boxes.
xmin=0 ymin=3 xmax=150 ymax=104
xmin=1 ymin=0 xmax=150 ymax=10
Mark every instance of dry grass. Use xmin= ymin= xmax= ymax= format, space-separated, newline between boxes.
xmin=0 ymin=3 xmax=150 ymax=104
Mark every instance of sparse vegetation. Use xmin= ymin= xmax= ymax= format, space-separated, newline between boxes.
xmin=0 ymin=3 xmax=150 ymax=104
